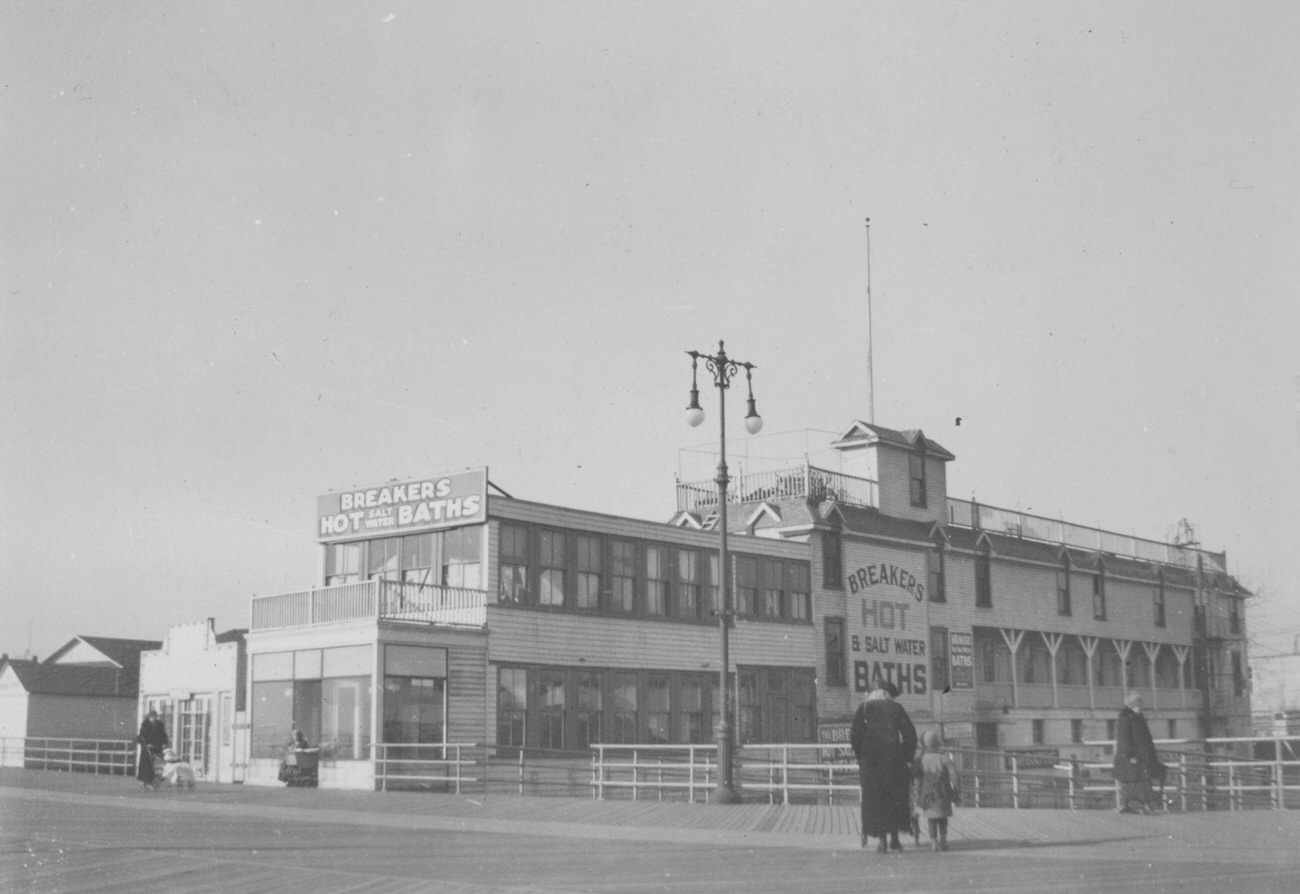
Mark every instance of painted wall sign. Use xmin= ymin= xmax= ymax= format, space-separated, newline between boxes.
xmin=845 ymin=562 xmax=925 ymax=602
xmin=848 ymin=595 xmax=929 ymax=696
xmin=948 ymin=630 xmax=974 ymax=690
xmin=316 ymin=468 xmax=488 ymax=542
xmin=816 ymin=721 xmax=855 ymax=765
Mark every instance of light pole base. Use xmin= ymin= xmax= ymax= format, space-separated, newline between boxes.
xmin=714 ymin=783 xmax=742 ymax=805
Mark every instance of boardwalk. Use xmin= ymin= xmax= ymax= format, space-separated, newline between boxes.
xmin=2 ymin=768 xmax=1297 ymax=893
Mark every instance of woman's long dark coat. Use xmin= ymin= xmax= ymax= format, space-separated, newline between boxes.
xmin=135 ymin=715 xmax=169 ymax=783
xmin=849 ymin=697 xmax=918 ymax=838
xmin=1112 ymin=707 xmax=1161 ymax=784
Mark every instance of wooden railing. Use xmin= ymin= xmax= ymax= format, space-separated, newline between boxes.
xmin=0 ymin=737 xmax=135 ymax=775
xmin=251 ymin=580 xmax=487 ymax=630
xmin=676 ymin=465 xmax=878 ymax=512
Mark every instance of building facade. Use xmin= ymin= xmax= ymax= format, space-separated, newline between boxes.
xmin=137 ymin=620 xmax=247 ymax=783
xmin=243 ymin=421 xmax=1251 ymax=788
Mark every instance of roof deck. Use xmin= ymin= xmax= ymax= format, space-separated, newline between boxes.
xmin=250 ymin=580 xmax=487 ymax=632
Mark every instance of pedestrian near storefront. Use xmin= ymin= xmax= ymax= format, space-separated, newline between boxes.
xmin=1113 ymin=691 xmax=1165 ymax=814
xmin=914 ymin=729 xmax=960 ymax=851
xmin=850 ymin=680 xmax=918 ymax=853
xmin=134 ymin=708 xmax=169 ymax=789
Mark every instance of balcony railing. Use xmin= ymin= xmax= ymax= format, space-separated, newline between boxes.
xmin=675 ymin=464 xmax=878 ymax=513
xmin=251 ymin=579 xmax=487 ymax=631
xmin=947 ymin=497 xmax=1228 ymax=573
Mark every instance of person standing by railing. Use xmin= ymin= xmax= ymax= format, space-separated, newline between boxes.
xmin=134 ymin=708 xmax=168 ymax=790
xmin=1113 ymin=692 xmax=1166 ymax=814
xmin=850 ymin=680 xmax=918 ymax=853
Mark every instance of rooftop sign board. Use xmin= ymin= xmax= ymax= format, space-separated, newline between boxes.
xmin=317 ymin=468 xmax=488 ymax=542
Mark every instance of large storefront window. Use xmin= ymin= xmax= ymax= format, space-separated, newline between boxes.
xmin=327 ymin=526 xmax=484 ymax=592
xmin=383 ymin=645 xmax=447 ymax=744
xmin=493 ymin=664 xmax=815 ymax=750
xmin=250 ymin=646 xmax=372 ymax=760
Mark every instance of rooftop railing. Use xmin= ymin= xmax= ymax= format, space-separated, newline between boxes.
xmin=250 ymin=579 xmax=487 ymax=631
xmin=675 ymin=464 xmax=878 ymax=513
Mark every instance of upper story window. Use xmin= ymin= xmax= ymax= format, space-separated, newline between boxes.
xmin=326 ymin=541 xmax=362 ymax=586
xmin=367 ymin=537 xmax=400 ymax=581
xmin=1153 ymin=576 xmax=1166 ymax=628
xmin=499 ymin=523 xmax=530 ymax=604
xmin=675 ymin=548 xmax=700 ymax=620
xmin=824 ymin=617 xmax=847 ymax=687
xmin=610 ymin=540 xmax=637 ymax=614
xmin=575 ymin=535 xmax=602 ymax=611
xmin=975 ymin=548 xmax=992 ymax=608
xmin=760 ymin=558 xmax=784 ymax=619
xmin=1057 ymin=557 xmax=1072 ymax=616
xmin=443 ymin=526 xmax=482 ymax=589
xmin=928 ymin=546 xmax=946 ymax=603
xmin=1092 ymin=568 xmax=1107 ymax=620
xmin=1227 ymin=597 xmax=1241 ymax=635
xmin=401 ymin=533 xmax=435 ymax=586
xmin=735 ymin=556 xmax=759 ymax=617
xmin=787 ymin=562 xmax=810 ymax=621
xmin=538 ymin=529 xmax=567 ymax=607
xmin=822 ymin=525 xmax=842 ymax=588
xmin=909 ymin=453 xmax=927 ymax=508
xmin=644 ymin=546 xmax=669 ymax=616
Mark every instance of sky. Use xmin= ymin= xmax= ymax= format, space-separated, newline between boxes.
xmin=3 ymin=2 xmax=1298 ymax=689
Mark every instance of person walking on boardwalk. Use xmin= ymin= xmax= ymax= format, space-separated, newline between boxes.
xmin=134 ymin=708 xmax=169 ymax=789
xmin=914 ymin=729 xmax=960 ymax=851
xmin=850 ymin=679 xmax=918 ymax=853
xmin=1113 ymin=691 xmax=1165 ymax=814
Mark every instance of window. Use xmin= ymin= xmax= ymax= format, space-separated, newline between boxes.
xmin=575 ymin=535 xmax=602 ymax=610
xmin=576 ymin=672 xmax=603 ymax=748
xmin=1231 ymin=651 xmax=1245 ymax=696
xmin=497 ymin=667 xmax=527 ymax=748
xmin=1057 ymin=559 xmax=1071 ymax=616
xmin=1105 ymin=719 xmax=1116 ymax=741
xmin=401 ymin=533 xmax=435 ymax=586
xmin=677 ymin=677 xmax=707 ymax=744
xmin=367 ymin=537 xmax=400 ymax=581
xmin=735 ymin=556 xmax=759 ymax=617
xmin=1092 ymin=570 xmax=1106 ymax=620
xmin=787 ymin=562 xmax=810 ymax=620
xmin=1032 ymin=719 xmax=1045 ymax=745
xmin=383 ymin=677 xmax=445 ymax=744
xmin=909 ymin=452 xmax=927 ymax=507
xmin=703 ymin=553 xmax=719 ymax=619
xmin=536 ymin=671 xmax=566 ymax=750
xmin=975 ymin=722 xmax=999 ymax=750
xmin=608 ymin=673 xmax=637 ymax=744
xmin=326 ymin=542 xmax=361 ymax=586
xmin=824 ymin=617 xmax=847 ymax=687
xmin=928 ymin=547 xmax=946 ymax=603
xmin=1153 ymin=577 xmax=1166 ymax=627
xmin=975 ymin=549 xmax=992 ymax=608
xmin=645 ymin=546 xmax=668 ymax=615
xmin=538 ymin=530 xmax=567 ymax=607
xmin=1166 ymin=719 xmax=1177 ymax=739
xmin=442 ymin=526 xmax=482 ymax=589
xmin=611 ymin=540 xmax=636 ymax=613
xmin=499 ymin=523 xmax=529 ymax=604
xmin=675 ymin=548 xmax=700 ymax=620
xmin=930 ymin=627 xmax=950 ymax=692
xmin=822 ymin=526 xmax=842 ymax=588
xmin=645 ymin=675 xmax=670 ymax=743
xmin=760 ymin=558 xmax=784 ymax=618
xmin=1071 ymin=719 xmax=1083 ymax=744
xmin=1227 ymin=598 xmax=1240 ymax=635
xmin=738 ymin=671 xmax=762 ymax=743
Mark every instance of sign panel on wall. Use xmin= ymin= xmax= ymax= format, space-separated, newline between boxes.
xmin=948 ymin=630 xmax=974 ymax=690
xmin=316 ymin=468 xmax=488 ymax=542
xmin=844 ymin=560 xmax=930 ymax=696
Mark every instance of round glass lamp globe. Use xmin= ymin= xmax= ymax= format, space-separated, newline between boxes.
xmin=684 ymin=406 xmax=705 ymax=427
xmin=744 ymin=414 xmax=763 ymax=435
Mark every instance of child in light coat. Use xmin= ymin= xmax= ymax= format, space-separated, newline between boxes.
xmin=914 ymin=730 xmax=960 ymax=851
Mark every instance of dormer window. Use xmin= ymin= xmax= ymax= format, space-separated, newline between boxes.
xmin=909 ymin=452 xmax=927 ymax=508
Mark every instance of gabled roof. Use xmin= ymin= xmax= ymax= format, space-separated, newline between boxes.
xmin=2 ymin=659 xmax=141 ymax=698
xmin=830 ymin=421 xmax=955 ymax=461
xmin=45 ymin=635 xmax=162 ymax=669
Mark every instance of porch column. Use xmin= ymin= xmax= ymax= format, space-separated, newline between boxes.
xmin=1042 ymin=632 xmax=1063 ymax=709
xmin=1172 ymin=645 xmax=1190 ymax=711
xmin=1142 ymin=642 xmax=1162 ymax=713
xmin=1000 ymin=628 xmax=1025 ymax=708
xmin=1113 ymin=639 xmax=1133 ymax=701
xmin=1080 ymin=636 xmax=1099 ymax=711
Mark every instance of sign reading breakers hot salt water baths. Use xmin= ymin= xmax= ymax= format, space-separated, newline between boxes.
xmin=317 ymin=468 xmax=488 ymax=541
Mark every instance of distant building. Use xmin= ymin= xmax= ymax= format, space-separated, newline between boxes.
xmin=0 ymin=635 xmax=161 ymax=757
xmin=243 ymin=420 xmax=1251 ymax=789
xmin=138 ymin=619 xmax=247 ymax=783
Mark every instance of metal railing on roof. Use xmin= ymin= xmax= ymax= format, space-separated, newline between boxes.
xmin=947 ymin=497 xmax=1228 ymax=573
xmin=675 ymin=464 xmax=878 ymax=513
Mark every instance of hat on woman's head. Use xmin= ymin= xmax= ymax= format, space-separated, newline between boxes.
xmin=922 ymin=729 xmax=942 ymax=750
xmin=1124 ymin=691 xmax=1143 ymax=709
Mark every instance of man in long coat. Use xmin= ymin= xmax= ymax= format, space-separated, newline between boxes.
xmin=850 ymin=680 xmax=917 ymax=852
xmin=1112 ymin=691 xmax=1164 ymax=814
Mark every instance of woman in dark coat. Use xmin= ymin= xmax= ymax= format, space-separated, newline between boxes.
xmin=135 ymin=708 xmax=169 ymax=788
xmin=850 ymin=680 xmax=918 ymax=853
xmin=1113 ymin=692 xmax=1163 ymax=814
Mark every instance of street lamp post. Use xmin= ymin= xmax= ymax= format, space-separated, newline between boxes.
xmin=685 ymin=340 xmax=762 ymax=804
